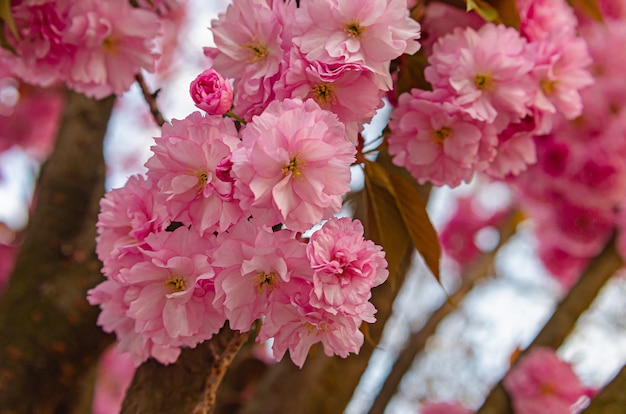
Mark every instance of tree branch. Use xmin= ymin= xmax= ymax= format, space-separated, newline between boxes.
xmin=135 ymin=72 xmax=166 ymax=127
xmin=368 ymin=210 xmax=521 ymax=414
xmin=582 ymin=364 xmax=626 ymax=413
xmin=121 ymin=326 xmax=248 ymax=414
xmin=476 ymin=234 xmax=624 ymax=414
xmin=0 ymin=90 xmax=116 ymax=413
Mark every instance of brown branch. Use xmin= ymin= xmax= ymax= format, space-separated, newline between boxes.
xmin=193 ymin=331 xmax=249 ymax=414
xmin=476 ymin=234 xmax=624 ymax=414
xmin=135 ymin=72 xmax=166 ymax=127
xmin=583 ymin=364 xmax=626 ymax=413
xmin=0 ymin=90 xmax=116 ymax=413
xmin=121 ymin=326 xmax=248 ymax=414
xmin=368 ymin=210 xmax=521 ymax=414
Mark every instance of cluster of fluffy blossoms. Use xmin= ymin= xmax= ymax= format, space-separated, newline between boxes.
xmin=387 ymin=0 xmax=594 ymax=187
xmin=88 ymin=0 xmax=424 ymax=367
xmin=203 ymin=0 xmax=422 ymax=141
xmin=0 ymin=0 xmax=172 ymax=98
xmin=509 ymin=4 xmax=626 ymax=288
xmin=89 ymin=100 xmax=389 ymax=367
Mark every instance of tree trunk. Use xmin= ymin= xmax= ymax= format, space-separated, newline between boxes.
xmin=0 ymin=91 xmax=115 ymax=414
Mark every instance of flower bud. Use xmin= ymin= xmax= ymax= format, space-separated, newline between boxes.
xmin=189 ymin=69 xmax=233 ymax=115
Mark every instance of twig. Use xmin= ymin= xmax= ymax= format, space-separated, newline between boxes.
xmin=193 ymin=330 xmax=250 ymax=414
xmin=476 ymin=233 xmax=624 ymax=414
xmin=135 ymin=72 xmax=166 ymax=127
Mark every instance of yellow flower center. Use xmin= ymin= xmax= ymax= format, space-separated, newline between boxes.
xmin=282 ymin=153 xmax=304 ymax=178
xmin=103 ymin=36 xmax=117 ymax=54
xmin=343 ymin=21 xmax=366 ymax=38
xmin=311 ymin=83 xmax=337 ymax=108
xmin=244 ymin=37 xmax=269 ymax=63
xmin=255 ymin=271 xmax=277 ymax=294
xmin=540 ymin=78 xmax=556 ymax=95
xmin=474 ymin=73 xmax=494 ymax=91
xmin=432 ymin=126 xmax=452 ymax=145
xmin=164 ymin=275 xmax=187 ymax=293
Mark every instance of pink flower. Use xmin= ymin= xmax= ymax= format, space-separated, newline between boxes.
xmin=421 ymin=401 xmax=473 ymax=414
xmin=293 ymin=0 xmax=422 ymax=89
xmin=189 ymin=69 xmax=233 ymax=115
xmin=504 ymin=347 xmax=586 ymax=414
xmin=89 ymin=226 xmax=225 ymax=365
xmin=388 ymin=89 xmax=497 ymax=187
xmin=516 ymin=0 xmax=578 ymax=42
xmin=211 ymin=219 xmax=311 ymax=331
xmin=529 ymin=36 xmax=594 ymax=121
xmin=88 ymin=279 xmax=183 ymax=365
xmin=62 ymin=0 xmax=160 ymax=98
xmin=274 ymin=47 xmax=385 ymax=143
xmin=425 ymin=24 xmax=534 ymax=124
xmin=307 ymin=217 xmax=388 ymax=315
xmin=419 ymin=2 xmax=485 ymax=55
xmin=145 ymin=112 xmax=243 ymax=235
xmin=232 ymin=98 xmax=355 ymax=232
xmin=258 ymin=278 xmax=366 ymax=368
xmin=484 ymin=118 xmax=538 ymax=179
xmin=204 ymin=0 xmax=286 ymax=119
xmin=96 ymin=175 xmax=169 ymax=279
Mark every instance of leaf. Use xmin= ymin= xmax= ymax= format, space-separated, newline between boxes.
xmin=466 ymin=0 xmax=500 ymax=23
xmin=393 ymin=49 xmax=431 ymax=98
xmin=363 ymin=163 xmax=411 ymax=280
xmin=364 ymin=161 xmax=442 ymax=281
xmin=0 ymin=0 xmax=18 ymax=41
xmin=568 ymin=0 xmax=604 ymax=22
xmin=467 ymin=0 xmax=521 ymax=29
xmin=388 ymin=171 xmax=441 ymax=281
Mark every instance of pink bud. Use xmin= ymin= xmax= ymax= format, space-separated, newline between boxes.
xmin=189 ymin=69 xmax=233 ymax=115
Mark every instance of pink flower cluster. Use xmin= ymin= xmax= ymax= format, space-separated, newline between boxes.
xmin=504 ymin=347 xmax=588 ymax=414
xmin=0 ymin=0 xmax=164 ymax=98
xmin=204 ymin=0 xmax=421 ymax=141
xmin=510 ymin=10 xmax=626 ymax=288
xmin=388 ymin=0 xmax=594 ymax=187
xmin=89 ymin=98 xmax=389 ymax=367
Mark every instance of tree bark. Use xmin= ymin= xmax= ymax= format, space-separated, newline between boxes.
xmin=121 ymin=326 xmax=247 ymax=414
xmin=0 ymin=90 xmax=116 ymax=414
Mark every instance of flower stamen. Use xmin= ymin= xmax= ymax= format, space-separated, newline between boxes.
xmin=244 ymin=37 xmax=269 ymax=63
xmin=164 ymin=275 xmax=187 ymax=293
xmin=255 ymin=271 xmax=277 ymax=294
xmin=343 ymin=21 xmax=366 ymax=38
xmin=432 ymin=126 xmax=452 ymax=145
xmin=282 ymin=153 xmax=305 ymax=178
xmin=311 ymin=83 xmax=337 ymax=108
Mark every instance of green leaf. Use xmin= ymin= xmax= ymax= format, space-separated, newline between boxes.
xmin=467 ymin=0 xmax=500 ymax=22
xmin=363 ymin=163 xmax=411 ymax=280
xmin=0 ymin=0 xmax=18 ymax=41
xmin=364 ymin=161 xmax=441 ymax=282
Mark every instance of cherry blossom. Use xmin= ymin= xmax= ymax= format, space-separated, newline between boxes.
xmin=232 ymin=98 xmax=355 ymax=232
xmin=145 ymin=112 xmax=242 ymax=235
xmin=504 ymin=347 xmax=586 ymax=414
